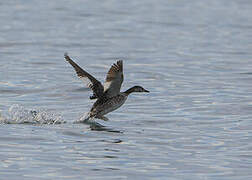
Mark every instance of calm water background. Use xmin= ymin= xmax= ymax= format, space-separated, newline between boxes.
xmin=0 ymin=0 xmax=252 ymax=179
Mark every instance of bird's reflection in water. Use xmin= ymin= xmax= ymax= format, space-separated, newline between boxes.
xmin=90 ymin=123 xmax=122 ymax=133
xmin=74 ymin=118 xmax=123 ymax=133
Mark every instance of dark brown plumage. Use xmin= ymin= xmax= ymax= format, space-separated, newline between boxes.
xmin=64 ymin=53 xmax=149 ymax=121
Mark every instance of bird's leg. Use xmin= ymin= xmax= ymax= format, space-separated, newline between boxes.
xmin=96 ymin=115 xmax=109 ymax=121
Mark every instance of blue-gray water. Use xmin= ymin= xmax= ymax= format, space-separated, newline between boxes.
xmin=1 ymin=0 xmax=252 ymax=179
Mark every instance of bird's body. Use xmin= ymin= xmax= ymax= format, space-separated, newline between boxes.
xmin=64 ymin=53 xmax=149 ymax=121
xmin=88 ymin=93 xmax=127 ymax=120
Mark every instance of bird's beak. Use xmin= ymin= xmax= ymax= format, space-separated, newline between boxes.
xmin=144 ymin=89 xmax=149 ymax=93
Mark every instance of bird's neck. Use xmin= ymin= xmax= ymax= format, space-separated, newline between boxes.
xmin=124 ymin=87 xmax=135 ymax=95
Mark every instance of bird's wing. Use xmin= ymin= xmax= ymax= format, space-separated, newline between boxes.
xmin=103 ymin=60 xmax=123 ymax=98
xmin=64 ymin=53 xmax=104 ymax=99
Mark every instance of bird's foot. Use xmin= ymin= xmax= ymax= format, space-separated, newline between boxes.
xmin=89 ymin=95 xmax=97 ymax=100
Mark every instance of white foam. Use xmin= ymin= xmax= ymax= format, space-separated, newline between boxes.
xmin=0 ymin=104 xmax=65 ymax=124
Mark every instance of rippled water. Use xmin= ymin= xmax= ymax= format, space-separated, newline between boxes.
xmin=1 ymin=0 xmax=252 ymax=179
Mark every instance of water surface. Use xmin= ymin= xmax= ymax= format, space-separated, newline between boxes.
xmin=0 ymin=0 xmax=252 ymax=179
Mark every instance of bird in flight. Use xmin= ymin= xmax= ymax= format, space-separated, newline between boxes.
xmin=64 ymin=53 xmax=149 ymax=121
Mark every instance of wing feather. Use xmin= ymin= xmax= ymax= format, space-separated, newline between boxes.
xmin=64 ymin=53 xmax=104 ymax=99
xmin=103 ymin=60 xmax=124 ymax=98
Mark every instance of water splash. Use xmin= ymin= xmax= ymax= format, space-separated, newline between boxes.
xmin=0 ymin=111 xmax=6 ymax=122
xmin=0 ymin=104 xmax=65 ymax=124
xmin=0 ymin=105 xmax=120 ymax=132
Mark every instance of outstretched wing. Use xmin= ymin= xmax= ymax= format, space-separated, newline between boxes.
xmin=103 ymin=60 xmax=124 ymax=98
xmin=64 ymin=53 xmax=104 ymax=99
